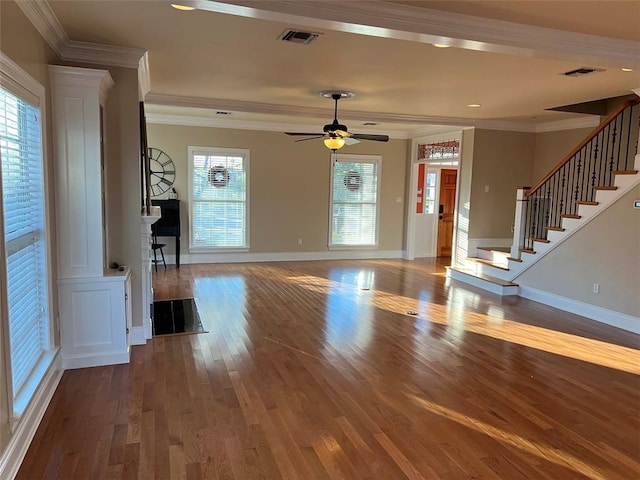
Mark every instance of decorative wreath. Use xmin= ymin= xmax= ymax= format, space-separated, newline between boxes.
xmin=343 ymin=170 xmax=362 ymax=192
xmin=208 ymin=166 xmax=230 ymax=188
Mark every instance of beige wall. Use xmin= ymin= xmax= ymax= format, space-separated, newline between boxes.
xmin=0 ymin=0 xmax=60 ymax=458
xmin=531 ymin=127 xmax=593 ymax=181
xmin=517 ymin=185 xmax=640 ymax=318
xmin=147 ymin=124 xmax=408 ymax=255
xmin=467 ymin=129 xmax=536 ymax=240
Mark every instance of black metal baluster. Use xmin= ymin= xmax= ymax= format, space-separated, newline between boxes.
xmin=591 ymin=135 xmax=599 ymax=202
xmin=574 ymin=149 xmax=583 ymax=209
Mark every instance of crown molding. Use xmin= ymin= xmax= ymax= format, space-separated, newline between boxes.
xmin=146 ymin=95 xmax=601 ymax=136
xmin=533 ymin=116 xmax=600 ymax=133
xmin=61 ymin=41 xmax=147 ymax=69
xmin=17 ymin=0 xmax=147 ymax=69
xmin=145 ymin=112 xmax=409 ymax=139
xmin=197 ymin=1 xmax=640 ymax=65
xmin=144 ymin=93 xmax=470 ymax=126
xmin=15 ymin=0 xmax=68 ymax=58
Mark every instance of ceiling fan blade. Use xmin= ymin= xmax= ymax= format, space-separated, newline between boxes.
xmin=285 ymin=132 xmax=324 ymax=136
xmin=350 ymin=133 xmax=390 ymax=142
xmin=294 ymin=136 xmax=325 ymax=143
xmin=344 ymin=137 xmax=360 ymax=146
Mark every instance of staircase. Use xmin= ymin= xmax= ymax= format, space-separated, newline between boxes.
xmin=450 ymin=97 xmax=640 ymax=295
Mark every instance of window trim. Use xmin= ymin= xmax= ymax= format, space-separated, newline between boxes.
xmin=328 ymin=153 xmax=382 ymax=250
xmin=0 ymin=52 xmax=56 ymax=421
xmin=187 ymin=145 xmax=250 ymax=252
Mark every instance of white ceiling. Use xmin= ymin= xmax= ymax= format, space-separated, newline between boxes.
xmin=43 ymin=0 xmax=640 ymax=135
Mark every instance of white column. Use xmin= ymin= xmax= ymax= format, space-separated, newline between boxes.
xmin=140 ymin=207 xmax=161 ymax=342
xmin=511 ymin=187 xmax=530 ymax=259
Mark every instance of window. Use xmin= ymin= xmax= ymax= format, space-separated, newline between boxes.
xmin=424 ymin=172 xmax=437 ymax=214
xmin=0 ymin=54 xmax=53 ymax=417
xmin=329 ymin=154 xmax=381 ymax=247
xmin=188 ymin=147 xmax=249 ymax=250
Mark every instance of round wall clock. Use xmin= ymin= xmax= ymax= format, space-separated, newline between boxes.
xmin=148 ymin=147 xmax=176 ymax=197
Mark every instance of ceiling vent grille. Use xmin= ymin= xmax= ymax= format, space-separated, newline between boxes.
xmin=561 ymin=67 xmax=604 ymax=77
xmin=279 ymin=29 xmax=321 ymax=45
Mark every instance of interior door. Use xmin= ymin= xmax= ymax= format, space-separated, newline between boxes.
xmin=437 ymin=169 xmax=457 ymax=257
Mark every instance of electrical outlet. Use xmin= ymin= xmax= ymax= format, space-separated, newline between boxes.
xmin=592 ymin=283 xmax=599 ymax=294
xmin=297 ymin=238 xmax=303 ymax=246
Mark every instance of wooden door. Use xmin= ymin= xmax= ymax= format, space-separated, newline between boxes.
xmin=437 ymin=169 xmax=457 ymax=257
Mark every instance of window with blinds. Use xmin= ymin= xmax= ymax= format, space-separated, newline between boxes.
xmin=189 ymin=147 xmax=249 ymax=249
xmin=330 ymin=155 xmax=381 ymax=247
xmin=0 ymin=83 xmax=50 ymax=406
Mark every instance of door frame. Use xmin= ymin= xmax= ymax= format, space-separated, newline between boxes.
xmin=405 ymin=131 xmax=463 ymax=261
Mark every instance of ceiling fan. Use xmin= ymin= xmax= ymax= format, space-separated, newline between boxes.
xmin=285 ymin=92 xmax=389 ymax=151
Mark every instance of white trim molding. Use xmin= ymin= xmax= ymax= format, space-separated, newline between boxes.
xmin=0 ymin=351 xmax=63 ymax=480
xmin=16 ymin=0 xmax=147 ymax=68
xmin=129 ymin=326 xmax=147 ymax=346
xmin=162 ymin=250 xmax=403 ymax=265
xmin=519 ymin=286 xmax=640 ymax=335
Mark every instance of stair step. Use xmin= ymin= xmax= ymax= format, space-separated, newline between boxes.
xmin=467 ymin=257 xmax=510 ymax=271
xmin=577 ymin=201 xmax=598 ymax=206
xmin=447 ymin=267 xmax=519 ymax=296
xmin=594 ymin=186 xmax=617 ymax=191
xmin=561 ymin=214 xmax=581 ymax=219
xmin=506 ymin=257 xmax=523 ymax=263
xmin=520 ymin=248 xmax=536 ymax=254
xmin=613 ymin=170 xmax=638 ymax=175
xmin=547 ymin=226 xmax=565 ymax=232
xmin=532 ymin=238 xmax=550 ymax=244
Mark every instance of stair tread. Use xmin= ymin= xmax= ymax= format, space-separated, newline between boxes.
xmin=448 ymin=267 xmax=518 ymax=287
xmin=506 ymin=257 xmax=523 ymax=263
xmin=613 ymin=170 xmax=638 ymax=175
xmin=594 ymin=186 xmax=617 ymax=190
xmin=520 ymin=248 xmax=536 ymax=254
xmin=561 ymin=214 xmax=581 ymax=219
xmin=577 ymin=201 xmax=598 ymax=206
xmin=547 ymin=226 xmax=565 ymax=232
xmin=532 ymin=238 xmax=550 ymax=244
xmin=467 ymin=257 xmax=510 ymax=271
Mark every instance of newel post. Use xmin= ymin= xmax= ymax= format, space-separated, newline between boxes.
xmin=511 ymin=187 xmax=530 ymax=260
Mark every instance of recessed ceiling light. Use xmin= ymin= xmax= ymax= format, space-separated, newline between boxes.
xmin=622 ymin=67 xmax=634 ymax=72
xmin=171 ymin=4 xmax=195 ymax=11
xmin=433 ymin=44 xmax=450 ymax=48
xmin=467 ymin=103 xmax=481 ymax=108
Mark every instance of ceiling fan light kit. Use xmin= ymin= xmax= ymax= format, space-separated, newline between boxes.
xmin=324 ymin=137 xmax=346 ymax=151
xmin=285 ymin=91 xmax=389 ymax=152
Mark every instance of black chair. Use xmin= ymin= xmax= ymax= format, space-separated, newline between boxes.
xmin=151 ymin=230 xmax=166 ymax=272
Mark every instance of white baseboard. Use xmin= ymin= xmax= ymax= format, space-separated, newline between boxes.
xmin=130 ymin=326 xmax=147 ymax=345
xmin=62 ymin=351 xmax=130 ymax=370
xmin=144 ymin=318 xmax=152 ymax=339
xmin=164 ymin=250 xmax=404 ymax=264
xmin=519 ymin=286 xmax=640 ymax=334
xmin=0 ymin=351 xmax=63 ymax=480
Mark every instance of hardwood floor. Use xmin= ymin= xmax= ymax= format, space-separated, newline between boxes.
xmin=16 ymin=259 xmax=640 ymax=479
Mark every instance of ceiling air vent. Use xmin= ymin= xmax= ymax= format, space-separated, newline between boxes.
xmin=279 ymin=29 xmax=321 ymax=45
xmin=561 ymin=67 xmax=604 ymax=77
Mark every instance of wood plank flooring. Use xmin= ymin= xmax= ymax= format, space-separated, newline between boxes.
xmin=16 ymin=259 xmax=640 ymax=479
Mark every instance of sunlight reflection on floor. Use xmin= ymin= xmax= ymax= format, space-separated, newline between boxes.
xmin=407 ymin=393 xmax=614 ymax=480
xmin=287 ymin=273 xmax=640 ymax=374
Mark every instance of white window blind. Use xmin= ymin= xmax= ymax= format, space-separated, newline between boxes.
xmin=330 ymin=155 xmax=380 ymax=247
xmin=0 ymin=85 xmax=49 ymax=399
xmin=189 ymin=147 xmax=249 ymax=249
